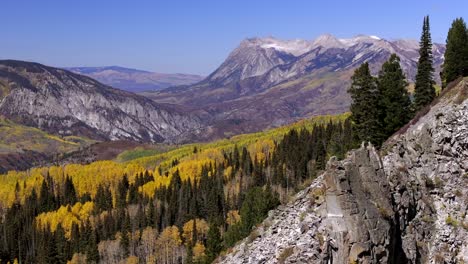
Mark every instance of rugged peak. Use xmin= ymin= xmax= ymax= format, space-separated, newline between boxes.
xmin=391 ymin=39 xmax=419 ymax=51
xmin=200 ymin=33 xmax=446 ymax=87
xmin=312 ymin=33 xmax=347 ymax=49
xmin=217 ymin=78 xmax=468 ymax=263
xmin=204 ymin=37 xmax=299 ymax=84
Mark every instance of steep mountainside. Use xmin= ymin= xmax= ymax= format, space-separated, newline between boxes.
xmin=67 ymin=66 xmax=204 ymax=92
xmin=0 ymin=60 xmax=203 ymax=143
xmin=217 ymin=78 xmax=468 ymax=263
xmin=0 ymin=117 xmax=94 ymax=173
xmin=144 ymin=35 xmax=445 ymax=134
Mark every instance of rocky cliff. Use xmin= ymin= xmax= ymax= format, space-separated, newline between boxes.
xmin=217 ymin=78 xmax=468 ymax=263
xmin=0 ymin=60 xmax=203 ymax=143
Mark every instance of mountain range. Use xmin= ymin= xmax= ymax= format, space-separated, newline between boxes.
xmin=0 ymin=34 xmax=446 ymax=144
xmin=0 ymin=60 xmax=203 ymax=143
xmin=66 ymin=66 xmax=204 ymax=92
xmin=143 ymin=34 xmax=445 ymax=135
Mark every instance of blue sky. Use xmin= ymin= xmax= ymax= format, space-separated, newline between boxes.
xmin=1 ymin=0 xmax=466 ymax=75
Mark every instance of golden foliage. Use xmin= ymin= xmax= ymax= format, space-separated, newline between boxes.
xmin=158 ymin=226 xmax=182 ymax=246
xmin=154 ymin=226 xmax=183 ymax=264
xmin=0 ymin=117 xmax=92 ymax=154
xmin=0 ymin=113 xmax=350 ymax=209
xmin=193 ymin=242 xmax=206 ymax=261
xmin=35 ymin=202 xmax=94 ymax=238
xmin=124 ymin=256 xmax=139 ymax=264
xmin=182 ymin=219 xmax=209 ymax=246
xmin=223 ymin=166 xmax=233 ymax=179
xmin=226 ymin=210 xmax=241 ymax=226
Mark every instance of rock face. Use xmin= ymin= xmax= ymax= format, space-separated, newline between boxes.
xmin=382 ymin=77 xmax=468 ymax=263
xmin=321 ymin=148 xmax=397 ymax=263
xmin=217 ymin=78 xmax=468 ymax=263
xmin=0 ymin=60 xmax=203 ymax=143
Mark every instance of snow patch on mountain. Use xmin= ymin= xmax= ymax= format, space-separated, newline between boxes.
xmin=259 ymin=38 xmax=314 ymax=56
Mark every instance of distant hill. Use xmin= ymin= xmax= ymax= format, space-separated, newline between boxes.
xmin=66 ymin=66 xmax=204 ymax=92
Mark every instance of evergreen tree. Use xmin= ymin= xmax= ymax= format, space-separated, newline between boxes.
xmin=127 ymin=184 xmax=138 ymax=204
xmin=186 ymin=244 xmax=194 ymax=264
xmin=136 ymin=204 xmax=147 ymax=230
xmin=378 ymin=54 xmax=412 ymax=136
xmin=442 ymin=17 xmax=468 ymax=86
xmin=116 ymin=175 xmax=129 ymax=209
xmin=121 ymin=213 xmax=130 ymax=258
xmin=62 ymin=176 xmax=77 ymax=206
xmin=147 ymin=199 xmax=156 ymax=228
xmin=232 ymin=145 xmax=240 ymax=172
xmin=39 ymin=180 xmax=56 ymax=212
xmin=343 ymin=118 xmax=356 ymax=150
xmin=95 ymin=184 xmax=113 ymax=213
xmin=348 ymin=62 xmax=383 ymax=145
xmin=414 ymin=16 xmax=436 ymax=110
xmin=55 ymin=224 xmax=69 ymax=264
xmin=70 ymin=223 xmax=81 ymax=254
xmin=239 ymin=187 xmax=279 ymax=234
xmin=206 ymin=224 xmax=222 ymax=263
xmin=86 ymin=229 xmax=99 ymax=263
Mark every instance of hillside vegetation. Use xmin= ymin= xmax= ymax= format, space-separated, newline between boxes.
xmin=0 ymin=117 xmax=92 ymax=154
xmin=0 ymin=112 xmax=354 ymax=263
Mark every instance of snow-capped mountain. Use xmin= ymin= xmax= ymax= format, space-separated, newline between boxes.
xmin=198 ymin=34 xmax=444 ymax=89
xmin=203 ymin=38 xmax=298 ymax=86
xmin=144 ymin=34 xmax=445 ymax=137
xmin=248 ymin=34 xmax=444 ymax=89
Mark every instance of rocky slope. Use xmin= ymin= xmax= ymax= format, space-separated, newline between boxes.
xmin=144 ymin=34 xmax=445 ymax=135
xmin=67 ymin=66 xmax=204 ymax=92
xmin=0 ymin=60 xmax=203 ymax=143
xmin=217 ymin=78 xmax=468 ymax=263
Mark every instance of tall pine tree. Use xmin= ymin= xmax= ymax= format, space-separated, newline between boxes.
xmin=378 ymin=54 xmax=412 ymax=136
xmin=414 ymin=16 xmax=435 ymax=110
xmin=206 ymin=223 xmax=222 ymax=263
xmin=441 ymin=17 xmax=468 ymax=87
xmin=348 ymin=62 xmax=383 ymax=145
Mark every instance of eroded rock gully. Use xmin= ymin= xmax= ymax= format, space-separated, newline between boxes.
xmin=217 ymin=79 xmax=468 ymax=264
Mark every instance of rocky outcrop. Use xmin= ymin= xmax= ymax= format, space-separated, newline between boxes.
xmin=217 ymin=78 xmax=468 ymax=263
xmin=218 ymin=145 xmax=399 ymax=264
xmin=0 ymin=60 xmax=204 ymax=143
xmin=320 ymin=146 xmax=397 ymax=263
xmin=382 ymin=77 xmax=468 ymax=263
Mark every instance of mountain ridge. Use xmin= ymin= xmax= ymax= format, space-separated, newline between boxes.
xmin=66 ymin=66 xmax=204 ymax=92
xmin=0 ymin=60 xmax=204 ymax=143
xmin=143 ymin=34 xmax=445 ymax=137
